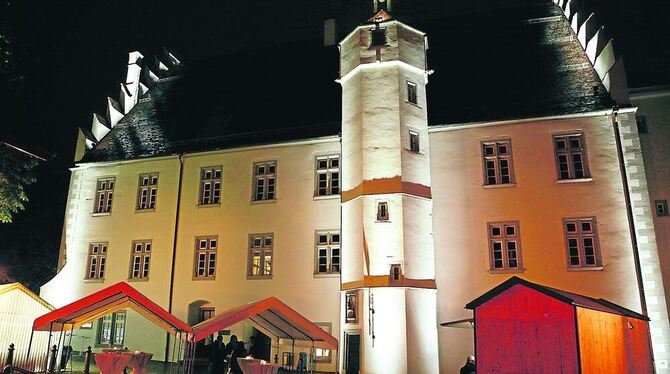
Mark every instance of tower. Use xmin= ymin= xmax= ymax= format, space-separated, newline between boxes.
xmin=338 ymin=9 xmax=439 ymax=374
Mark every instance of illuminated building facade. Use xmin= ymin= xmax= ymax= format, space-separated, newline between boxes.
xmin=40 ymin=0 xmax=670 ymax=373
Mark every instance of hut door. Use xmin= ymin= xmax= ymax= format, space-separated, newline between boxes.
xmin=344 ymin=332 xmax=360 ymax=374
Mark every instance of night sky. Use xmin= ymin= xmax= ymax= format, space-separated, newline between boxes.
xmin=1 ymin=0 xmax=668 ymax=287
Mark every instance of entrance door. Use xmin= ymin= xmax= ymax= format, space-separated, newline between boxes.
xmin=344 ymin=332 xmax=360 ymax=374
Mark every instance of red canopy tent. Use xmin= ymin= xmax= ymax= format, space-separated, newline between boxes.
xmin=29 ymin=282 xmax=193 ymax=373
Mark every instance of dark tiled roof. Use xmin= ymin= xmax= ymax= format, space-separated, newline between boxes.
xmin=82 ymin=1 xmax=613 ymax=163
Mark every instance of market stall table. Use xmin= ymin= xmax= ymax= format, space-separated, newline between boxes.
xmin=237 ymin=357 xmax=280 ymax=374
xmin=94 ymin=350 xmax=153 ymax=374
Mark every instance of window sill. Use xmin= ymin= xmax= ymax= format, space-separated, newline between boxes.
xmin=128 ymin=278 xmax=149 ymax=282
xmin=567 ymin=266 xmax=603 ymax=272
xmin=556 ymin=178 xmax=593 ymax=184
xmin=192 ymin=276 xmax=216 ymax=281
xmin=91 ymin=212 xmax=111 ymax=217
xmin=135 ymin=208 xmax=156 ymax=214
xmin=375 ymin=220 xmax=392 ymax=223
xmin=313 ymin=194 xmax=340 ymax=201
xmin=247 ymin=275 xmax=273 ymax=280
xmin=250 ymin=199 xmax=277 ymax=205
xmin=83 ymin=278 xmax=105 ymax=283
xmin=483 ymin=183 xmax=516 ymax=189
xmin=197 ymin=203 xmax=221 ymax=208
xmin=404 ymin=100 xmax=422 ymax=109
xmin=488 ymin=268 xmax=525 ymax=274
xmin=314 ymin=273 xmax=340 ymax=279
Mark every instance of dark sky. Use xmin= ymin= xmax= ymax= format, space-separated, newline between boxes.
xmin=0 ymin=0 xmax=668 ymax=285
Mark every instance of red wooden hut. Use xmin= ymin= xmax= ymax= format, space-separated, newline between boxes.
xmin=465 ymin=276 xmax=652 ymax=374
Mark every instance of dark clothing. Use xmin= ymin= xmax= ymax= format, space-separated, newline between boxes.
xmin=209 ymin=341 xmax=226 ymax=373
xmin=228 ymin=342 xmax=247 ymax=374
xmin=460 ymin=362 xmax=476 ymax=374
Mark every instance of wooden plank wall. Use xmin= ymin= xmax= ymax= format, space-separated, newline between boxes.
xmin=577 ymin=307 xmax=652 ymax=374
xmin=475 ymin=285 xmax=579 ymax=374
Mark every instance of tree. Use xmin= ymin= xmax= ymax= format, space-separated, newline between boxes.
xmin=0 ymin=145 xmax=38 ymax=223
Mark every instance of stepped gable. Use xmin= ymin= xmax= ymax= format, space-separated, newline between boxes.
xmin=81 ymin=1 xmax=615 ymax=163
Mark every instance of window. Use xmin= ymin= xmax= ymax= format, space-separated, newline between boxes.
xmin=129 ymin=240 xmax=151 ymax=279
xmin=248 ymin=233 xmax=273 ymax=278
xmin=315 ymin=156 xmax=340 ymax=196
xmin=137 ymin=174 xmax=158 ymax=210
xmin=86 ymin=242 xmax=108 ymax=279
xmin=315 ymin=231 xmax=340 ymax=275
xmin=488 ymin=222 xmax=522 ymax=272
xmin=252 ymin=161 xmax=276 ymax=201
xmin=409 ymin=130 xmax=420 ymax=153
xmin=406 ymin=81 xmax=418 ymax=105
xmin=314 ymin=323 xmax=333 ymax=362
xmin=554 ymin=134 xmax=590 ymax=180
xmin=94 ymin=177 xmax=115 ymax=213
xmin=98 ymin=312 xmax=125 ymax=346
xmin=482 ymin=140 xmax=514 ymax=185
xmin=377 ymin=201 xmax=389 ymax=221
xmin=656 ymin=200 xmax=669 ymax=217
xmin=389 ymin=264 xmax=402 ymax=284
xmin=194 ymin=236 xmax=217 ymax=278
xmin=345 ymin=291 xmax=358 ymax=324
xmin=370 ymin=27 xmax=387 ymax=47
xmin=199 ymin=167 xmax=222 ymax=205
xmin=564 ymin=217 xmax=601 ymax=268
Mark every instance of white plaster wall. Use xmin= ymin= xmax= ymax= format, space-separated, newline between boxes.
xmin=362 ymin=195 xmax=404 ymax=276
xmin=341 ymin=73 xmax=363 ymax=191
xmin=402 ymin=197 xmax=434 ymax=280
xmin=430 ymin=115 xmax=642 ymax=373
xmin=399 ymin=67 xmax=431 ymax=187
xmin=341 ymin=199 xmax=364 ymax=284
xmin=362 ymin=288 xmax=408 ymax=374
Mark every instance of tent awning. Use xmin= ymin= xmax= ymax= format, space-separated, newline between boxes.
xmin=440 ymin=318 xmax=474 ymax=329
xmin=191 ymin=297 xmax=338 ymax=349
xmin=33 ymin=282 xmax=192 ymax=334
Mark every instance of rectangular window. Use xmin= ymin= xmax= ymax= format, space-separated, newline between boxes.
xmin=488 ymin=222 xmax=522 ymax=272
xmin=315 ymin=231 xmax=340 ymax=275
xmin=97 ymin=312 xmax=125 ymax=346
xmin=137 ymin=174 xmax=158 ymax=210
xmin=482 ymin=140 xmax=514 ymax=185
xmin=314 ymin=323 xmax=333 ymax=362
xmin=129 ymin=240 xmax=151 ymax=279
xmin=94 ymin=177 xmax=115 ymax=213
xmin=409 ymin=131 xmax=420 ymax=153
xmin=554 ymin=134 xmax=590 ymax=180
xmin=377 ymin=201 xmax=389 ymax=221
xmin=345 ymin=291 xmax=358 ymax=324
xmin=564 ymin=217 xmax=601 ymax=268
xmin=252 ymin=161 xmax=277 ymax=201
xmin=248 ymin=233 xmax=273 ymax=278
xmin=86 ymin=242 xmax=108 ymax=279
xmin=406 ymin=81 xmax=418 ymax=105
xmin=656 ymin=200 xmax=669 ymax=217
xmin=199 ymin=167 xmax=222 ymax=205
xmin=194 ymin=236 xmax=217 ymax=278
xmin=370 ymin=27 xmax=387 ymax=47
xmin=315 ymin=156 xmax=340 ymax=196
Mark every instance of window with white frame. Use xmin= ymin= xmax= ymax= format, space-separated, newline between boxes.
xmin=199 ymin=167 xmax=222 ymax=205
xmin=409 ymin=130 xmax=420 ymax=153
xmin=482 ymin=140 xmax=514 ymax=185
xmin=406 ymin=81 xmax=418 ymax=105
xmin=314 ymin=322 xmax=333 ymax=362
xmin=129 ymin=240 xmax=151 ymax=279
xmin=488 ymin=222 xmax=522 ymax=271
xmin=315 ymin=231 xmax=340 ymax=275
xmin=564 ymin=217 xmax=601 ymax=268
xmin=137 ymin=174 xmax=158 ymax=210
xmin=252 ymin=161 xmax=276 ymax=201
xmin=248 ymin=233 xmax=273 ymax=278
xmin=554 ymin=134 xmax=590 ymax=180
xmin=315 ymin=156 xmax=340 ymax=196
xmin=98 ymin=312 xmax=125 ymax=346
xmin=194 ymin=236 xmax=217 ymax=278
xmin=94 ymin=178 xmax=115 ymax=213
xmin=86 ymin=242 xmax=108 ymax=279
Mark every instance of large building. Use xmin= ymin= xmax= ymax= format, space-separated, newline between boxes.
xmin=40 ymin=0 xmax=670 ymax=373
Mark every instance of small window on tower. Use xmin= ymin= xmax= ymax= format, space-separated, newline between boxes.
xmin=389 ymin=264 xmax=402 ymax=283
xmin=656 ymin=200 xmax=669 ymax=217
xmin=407 ymin=81 xmax=418 ymax=105
xmin=377 ymin=201 xmax=389 ymax=221
xmin=409 ymin=131 xmax=420 ymax=153
xmin=370 ymin=27 xmax=387 ymax=47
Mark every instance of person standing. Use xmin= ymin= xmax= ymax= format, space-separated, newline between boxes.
xmin=209 ymin=335 xmax=226 ymax=373
xmin=460 ymin=355 xmax=476 ymax=374
xmin=229 ymin=338 xmax=247 ymax=374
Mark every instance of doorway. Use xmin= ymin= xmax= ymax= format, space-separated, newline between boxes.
xmin=344 ymin=332 xmax=360 ymax=374
xmin=250 ymin=328 xmax=271 ymax=361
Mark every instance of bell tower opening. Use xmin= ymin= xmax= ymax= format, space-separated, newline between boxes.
xmin=373 ymin=0 xmax=392 ymax=13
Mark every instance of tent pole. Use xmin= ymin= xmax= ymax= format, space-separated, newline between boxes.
xmin=311 ymin=340 xmax=315 ymax=374
xmin=25 ymin=329 xmax=35 ymax=369
xmin=67 ymin=324 xmax=75 ymax=372
xmin=291 ymin=339 xmax=295 ymax=371
xmin=45 ymin=322 xmax=54 ymax=370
